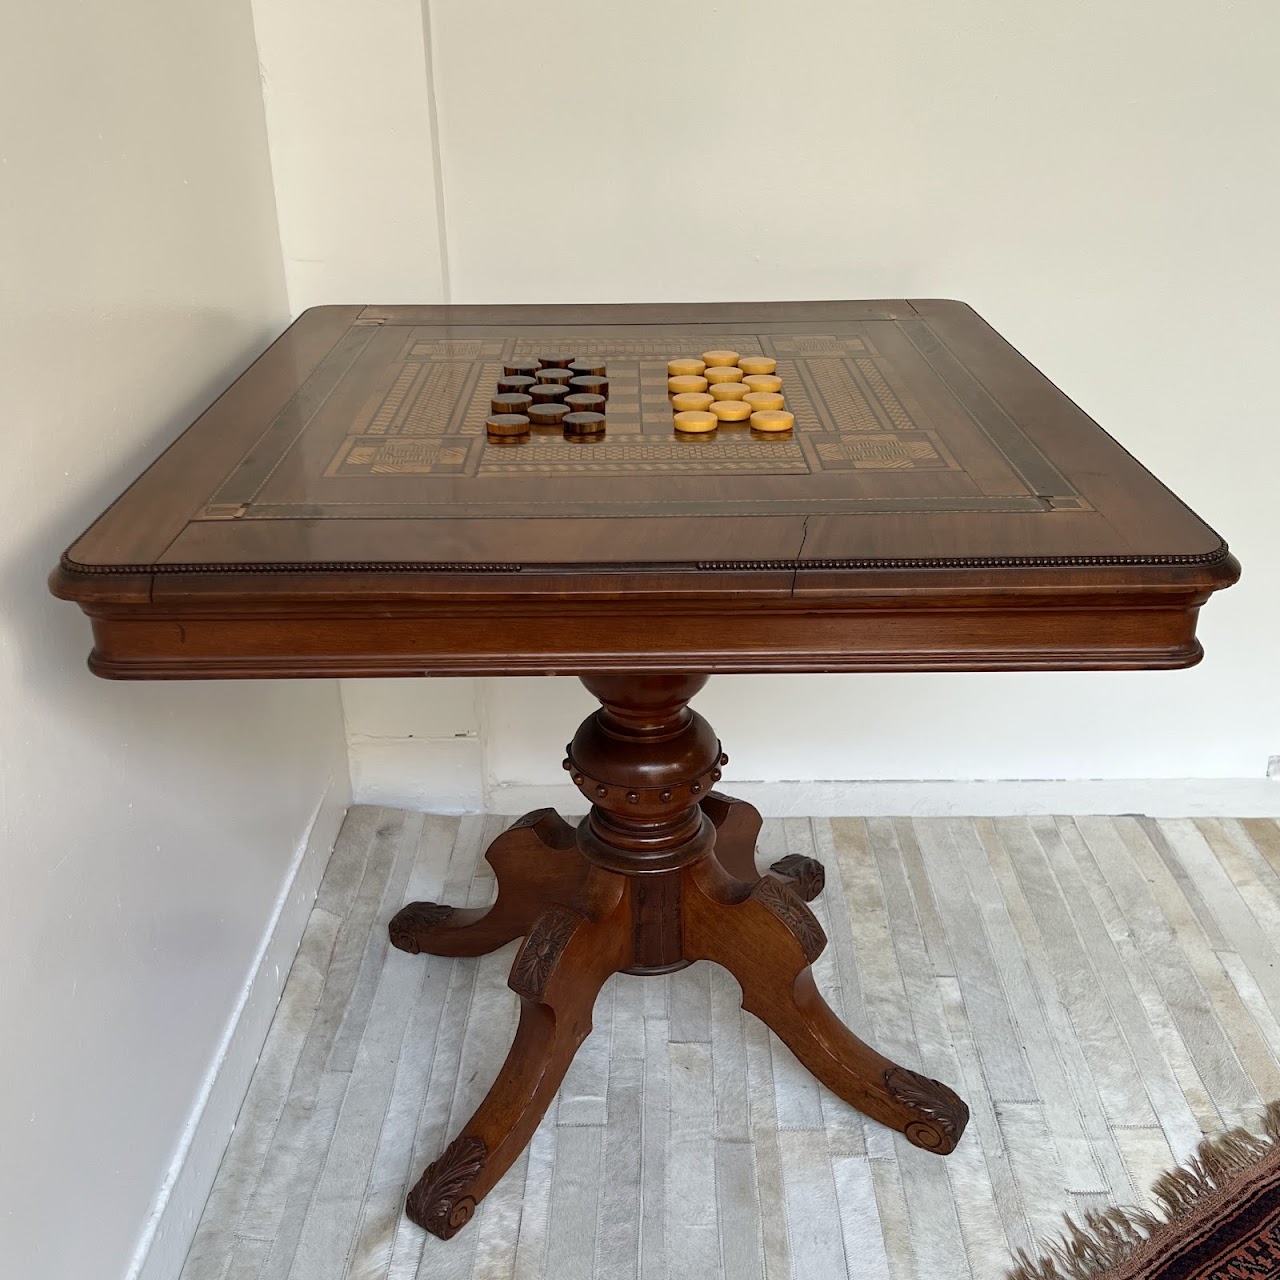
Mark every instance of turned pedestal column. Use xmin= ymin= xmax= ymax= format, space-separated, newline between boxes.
xmin=388 ymin=673 xmax=969 ymax=1239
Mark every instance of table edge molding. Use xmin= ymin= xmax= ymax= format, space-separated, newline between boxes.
xmin=56 ymin=539 xmax=1235 ymax=580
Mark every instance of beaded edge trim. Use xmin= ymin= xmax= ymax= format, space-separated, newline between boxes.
xmin=61 ymin=543 xmax=1232 ymax=576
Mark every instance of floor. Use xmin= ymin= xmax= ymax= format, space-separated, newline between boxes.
xmin=179 ymin=808 xmax=1280 ymax=1280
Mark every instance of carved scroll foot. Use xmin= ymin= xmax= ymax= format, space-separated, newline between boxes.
xmin=405 ymin=1135 xmax=487 ymax=1238
xmin=389 ymin=808 xmax=587 ymax=958
xmin=388 ymin=901 xmax=455 ymax=954
xmin=700 ymin=791 xmax=764 ymax=883
xmin=682 ymin=857 xmax=968 ymax=1155
xmin=769 ymin=853 xmax=826 ymax=902
xmin=883 ymin=1066 xmax=969 ymax=1154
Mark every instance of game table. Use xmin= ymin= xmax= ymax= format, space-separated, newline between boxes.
xmin=51 ymin=300 xmax=1238 ymax=1239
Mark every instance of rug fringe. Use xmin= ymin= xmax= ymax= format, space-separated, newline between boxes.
xmin=1007 ymin=1102 xmax=1280 ymax=1280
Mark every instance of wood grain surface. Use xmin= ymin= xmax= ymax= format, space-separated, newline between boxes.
xmin=49 ymin=301 xmax=1238 ymax=677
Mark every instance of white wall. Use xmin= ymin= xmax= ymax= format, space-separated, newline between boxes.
xmin=257 ymin=0 xmax=1280 ymax=812
xmin=0 ymin=5 xmax=349 ymax=1279
xmin=250 ymin=0 xmax=449 ymax=309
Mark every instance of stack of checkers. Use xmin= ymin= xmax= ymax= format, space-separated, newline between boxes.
xmin=666 ymin=351 xmax=793 ymax=435
xmin=487 ymin=356 xmax=609 ymax=440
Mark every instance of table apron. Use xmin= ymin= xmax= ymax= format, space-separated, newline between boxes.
xmin=80 ymin=601 xmax=1207 ymax=678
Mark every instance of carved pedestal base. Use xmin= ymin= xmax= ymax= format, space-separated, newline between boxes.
xmin=390 ymin=673 xmax=969 ymax=1238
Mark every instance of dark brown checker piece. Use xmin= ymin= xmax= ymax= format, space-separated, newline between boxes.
xmin=535 ymin=367 xmax=574 ymax=386
xmin=529 ymin=382 xmax=570 ymax=405
xmin=568 ymin=375 xmax=608 ymax=399
xmin=563 ymin=392 xmax=606 ymax=415
xmin=528 ymin=402 xmax=571 ymax=426
xmin=497 ymin=375 xmax=536 ymax=394
xmin=485 ymin=413 xmax=530 ymax=437
xmin=563 ymin=411 xmax=606 ymax=436
xmin=51 ymin=300 xmax=1238 ymax=1246
xmin=568 ymin=360 xmax=607 ymax=377
xmin=537 ymin=354 xmax=575 ymax=369
xmin=490 ymin=392 xmax=533 ymax=416
xmin=504 ymin=360 xmax=540 ymax=377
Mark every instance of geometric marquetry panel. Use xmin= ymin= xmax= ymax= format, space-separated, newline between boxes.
xmin=332 ymin=343 xmax=969 ymax=482
xmin=184 ymin=316 xmax=1098 ymax=521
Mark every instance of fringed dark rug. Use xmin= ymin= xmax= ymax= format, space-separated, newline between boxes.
xmin=1010 ymin=1104 xmax=1280 ymax=1280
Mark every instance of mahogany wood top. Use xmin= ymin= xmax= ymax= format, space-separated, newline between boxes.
xmin=51 ymin=301 xmax=1238 ymax=678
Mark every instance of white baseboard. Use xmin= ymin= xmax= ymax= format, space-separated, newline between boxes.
xmin=130 ymin=772 xmax=351 ymax=1280
xmin=349 ymin=734 xmax=484 ymax=814
xmin=484 ymin=777 xmax=1280 ymax=818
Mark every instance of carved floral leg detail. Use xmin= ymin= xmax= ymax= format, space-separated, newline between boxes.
xmin=389 ymin=808 xmax=587 ymax=958
xmin=404 ymin=870 xmax=630 ymax=1238
xmin=682 ymin=858 xmax=969 ymax=1154
xmin=699 ymin=790 xmax=764 ymax=884
xmin=405 ymin=1135 xmax=487 ymax=1239
xmin=883 ymin=1065 xmax=969 ymax=1154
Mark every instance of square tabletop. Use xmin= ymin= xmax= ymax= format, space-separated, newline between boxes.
xmin=52 ymin=301 xmax=1237 ymax=678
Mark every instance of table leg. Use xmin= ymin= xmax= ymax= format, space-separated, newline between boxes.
xmin=700 ymin=791 xmax=764 ymax=883
xmin=404 ymin=870 xmax=629 ymax=1239
xmin=388 ymin=808 xmax=586 ymax=958
xmin=699 ymin=794 xmax=824 ymax=898
xmin=683 ymin=854 xmax=969 ymax=1154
